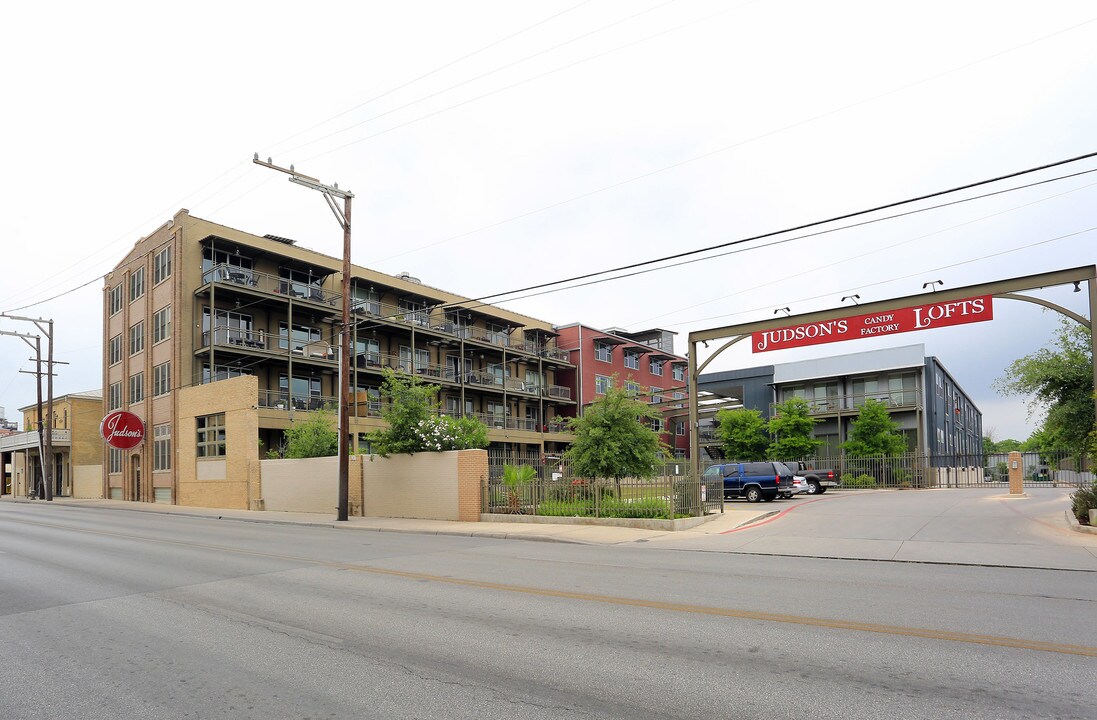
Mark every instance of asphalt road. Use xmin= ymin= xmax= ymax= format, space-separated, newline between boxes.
xmin=1 ymin=500 xmax=1095 ymax=719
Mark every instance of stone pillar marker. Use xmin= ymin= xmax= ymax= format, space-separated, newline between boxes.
xmin=1007 ymin=451 xmax=1025 ymax=497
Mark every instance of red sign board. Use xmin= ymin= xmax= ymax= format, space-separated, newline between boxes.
xmin=100 ymin=411 xmax=145 ymax=449
xmin=752 ymin=295 xmax=993 ymax=353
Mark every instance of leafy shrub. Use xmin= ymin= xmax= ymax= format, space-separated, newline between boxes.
xmin=546 ymin=479 xmax=613 ymax=503
xmin=599 ymin=497 xmax=671 ymax=519
xmin=536 ymin=499 xmax=593 ymax=517
xmin=1070 ymin=482 xmax=1097 ymax=524
xmin=842 ymin=474 xmax=878 ymax=489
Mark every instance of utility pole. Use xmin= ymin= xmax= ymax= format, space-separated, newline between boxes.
xmin=2 ymin=314 xmax=63 ymax=500
xmin=253 ymin=155 xmax=354 ymax=521
xmin=1 ymin=328 xmax=46 ymax=497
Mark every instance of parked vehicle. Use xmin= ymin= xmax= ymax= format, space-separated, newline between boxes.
xmin=780 ymin=474 xmax=809 ymax=499
xmin=703 ymin=461 xmax=793 ymax=503
xmin=784 ymin=461 xmax=840 ymax=495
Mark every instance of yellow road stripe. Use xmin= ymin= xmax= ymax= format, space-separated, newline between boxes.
xmin=9 ymin=512 xmax=1097 ymax=658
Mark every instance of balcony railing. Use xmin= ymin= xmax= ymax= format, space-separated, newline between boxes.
xmin=442 ymin=410 xmax=572 ymax=434
xmin=258 ymin=390 xmax=337 ymax=412
xmin=200 ymin=327 xmax=337 ymax=362
xmin=203 ymin=264 xmax=341 ymax=307
xmin=770 ymin=391 xmax=921 ymax=415
xmin=0 ymin=429 xmax=72 ymax=451
xmin=351 ymin=302 xmax=570 ymax=360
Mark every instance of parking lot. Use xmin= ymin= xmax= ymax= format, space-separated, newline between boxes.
xmin=648 ymin=487 xmax=1097 ymax=570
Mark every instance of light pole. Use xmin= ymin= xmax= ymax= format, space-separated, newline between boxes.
xmin=253 ymin=155 xmax=354 ymax=521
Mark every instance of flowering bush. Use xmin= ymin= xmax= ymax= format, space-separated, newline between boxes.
xmin=366 ymin=369 xmax=488 ymax=455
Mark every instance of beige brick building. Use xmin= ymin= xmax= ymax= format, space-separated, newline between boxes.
xmin=0 ymin=391 xmax=103 ymax=498
xmin=102 ymin=210 xmax=576 ymax=507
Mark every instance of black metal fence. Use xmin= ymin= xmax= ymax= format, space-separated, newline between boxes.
xmin=484 ymin=449 xmax=722 ymax=518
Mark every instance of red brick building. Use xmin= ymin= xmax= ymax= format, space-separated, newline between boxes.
xmin=554 ymin=325 xmax=690 ymax=458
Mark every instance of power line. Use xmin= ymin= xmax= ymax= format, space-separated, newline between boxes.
xmin=684 ymin=226 xmax=1097 ymax=330
xmin=259 ymin=0 xmax=598 ymax=157
xmin=281 ymin=0 xmax=682 ymax=157
xmin=442 ymin=151 xmax=1097 ymax=309
xmin=371 ymin=14 xmax=1097 ymax=264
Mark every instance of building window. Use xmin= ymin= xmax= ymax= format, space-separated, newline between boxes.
xmin=109 ymin=284 xmax=123 ymax=315
xmin=649 ymin=358 xmax=663 ymax=375
xmin=153 ymin=362 xmax=171 ymax=397
xmin=351 ymin=285 xmax=381 ymax=315
xmin=650 ymin=386 xmax=662 ymax=404
xmin=355 ymin=338 xmax=381 ymax=368
xmin=595 ymin=342 xmax=612 ymax=362
xmin=129 ymin=372 xmax=144 ymax=404
xmin=485 ymin=322 xmax=510 ymax=347
xmin=203 ymin=247 xmax=253 ymax=278
xmin=399 ymin=300 xmax=431 ymax=329
xmin=196 ymin=413 xmax=226 ymax=458
xmin=153 ymin=246 xmax=172 ymax=285
xmin=109 ymin=334 xmax=122 ymax=365
xmin=278 ymin=321 xmax=321 ymax=354
xmin=651 ymin=418 xmax=664 ymax=433
xmin=153 ymin=424 xmax=171 ymax=471
xmin=129 ymin=267 xmax=145 ymax=302
xmin=595 ymin=375 xmax=612 ymax=395
xmin=205 ymin=308 xmax=254 ymax=346
xmin=279 ymin=375 xmax=322 ymax=410
xmin=152 ymin=306 xmax=171 ymax=344
xmin=625 ymin=380 xmax=640 ymax=397
xmin=129 ymin=321 xmax=144 ymax=355
xmin=672 ymin=364 xmax=685 ymax=382
xmin=109 ymin=447 xmax=123 ymax=474
xmin=623 ymin=351 xmax=640 ymax=370
xmin=676 ymin=421 xmax=685 ymax=436
xmin=202 ymin=363 xmax=251 ymax=384
xmin=108 ymin=382 xmax=122 ymax=411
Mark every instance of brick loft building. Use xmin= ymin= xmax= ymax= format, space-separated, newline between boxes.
xmin=553 ymin=325 xmax=690 ymax=459
xmin=103 ymin=210 xmax=576 ymax=506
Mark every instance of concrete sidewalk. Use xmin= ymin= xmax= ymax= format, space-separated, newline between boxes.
xmin=1 ymin=495 xmax=775 ymax=545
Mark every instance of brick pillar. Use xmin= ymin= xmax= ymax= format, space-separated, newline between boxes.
xmin=456 ymin=449 xmax=487 ymax=522
xmin=1007 ymin=451 xmax=1025 ymax=496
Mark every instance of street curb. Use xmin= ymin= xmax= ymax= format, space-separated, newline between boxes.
xmin=1 ymin=496 xmax=597 ymax=545
xmin=1065 ymin=509 xmax=1097 ymax=535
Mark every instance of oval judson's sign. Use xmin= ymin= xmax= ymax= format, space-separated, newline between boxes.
xmin=100 ymin=410 xmax=145 ymax=449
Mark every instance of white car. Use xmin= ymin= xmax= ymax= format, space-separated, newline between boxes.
xmin=780 ymin=475 xmax=809 ymax=499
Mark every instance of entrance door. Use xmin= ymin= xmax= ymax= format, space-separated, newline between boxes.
xmin=54 ymin=453 xmax=65 ymax=497
xmin=131 ymin=455 xmax=142 ymax=502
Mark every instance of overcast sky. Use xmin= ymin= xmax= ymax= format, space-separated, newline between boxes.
xmin=1 ymin=0 xmax=1094 ymax=439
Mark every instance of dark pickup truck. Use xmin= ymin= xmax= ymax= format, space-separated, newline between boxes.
xmin=784 ymin=461 xmax=840 ymax=495
xmin=703 ymin=461 xmax=794 ymax=503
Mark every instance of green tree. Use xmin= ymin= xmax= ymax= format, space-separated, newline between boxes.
xmin=842 ymin=399 xmax=908 ymax=457
xmin=767 ymin=397 xmax=822 ymax=460
xmin=994 ymin=319 xmax=1094 ymax=461
xmin=983 ymin=436 xmax=1024 ymax=454
xmin=366 ymin=369 xmax=488 ymax=455
xmin=282 ymin=407 xmax=339 ymax=458
xmin=714 ymin=407 xmax=769 ymax=461
xmin=564 ymin=385 xmax=665 ymax=483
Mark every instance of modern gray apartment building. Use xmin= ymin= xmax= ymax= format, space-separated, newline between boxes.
xmin=697 ymin=344 xmax=982 ymax=459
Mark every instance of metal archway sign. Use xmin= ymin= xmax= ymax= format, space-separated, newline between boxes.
xmin=686 ymin=265 xmax=1097 ymax=484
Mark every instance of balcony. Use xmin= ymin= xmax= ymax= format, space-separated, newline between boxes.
xmin=202 ymin=264 xmax=341 ymax=308
xmin=0 ymin=429 xmax=72 ymax=452
xmin=198 ymin=326 xmax=337 ymax=366
xmin=442 ymin=410 xmax=572 ymax=434
xmin=258 ymin=390 xmax=337 ymax=412
xmin=770 ymin=391 xmax=921 ymax=416
xmin=351 ymin=302 xmax=571 ymax=362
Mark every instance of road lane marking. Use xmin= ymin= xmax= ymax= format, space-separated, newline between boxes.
xmin=9 ymin=513 xmax=1097 ymax=658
